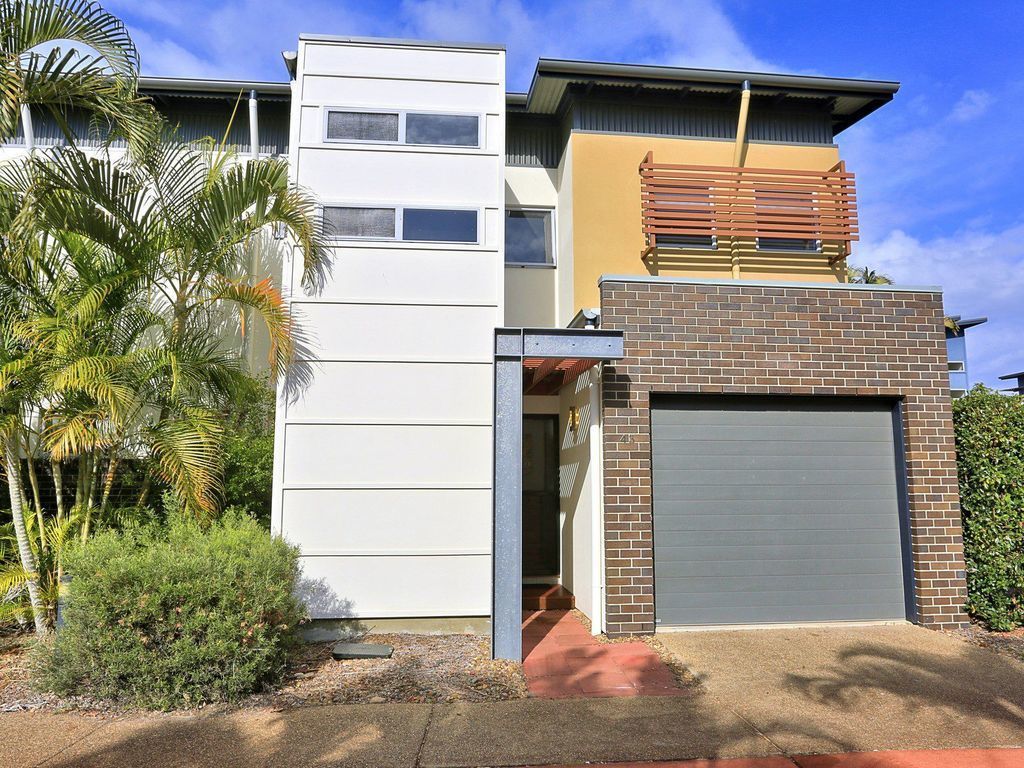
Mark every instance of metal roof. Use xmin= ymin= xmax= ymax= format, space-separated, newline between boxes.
xmin=519 ymin=59 xmax=900 ymax=133
xmin=139 ymin=76 xmax=291 ymax=97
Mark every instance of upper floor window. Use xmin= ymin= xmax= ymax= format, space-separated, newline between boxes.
xmin=654 ymin=186 xmax=715 ymax=250
xmin=755 ymin=190 xmax=820 ymax=252
xmin=324 ymin=108 xmax=480 ymax=148
xmin=505 ymin=209 xmax=554 ymax=265
xmin=323 ymin=205 xmax=479 ymax=244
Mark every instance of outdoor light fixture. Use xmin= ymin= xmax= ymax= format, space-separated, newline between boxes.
xmin=568 ymin=405 xmax=580 ymax=433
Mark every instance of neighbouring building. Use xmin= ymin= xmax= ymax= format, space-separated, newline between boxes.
xmin=945 ymin=315 xmax=987 ymax=397
xmin=7 ymin=35 xmax=973 ymax=659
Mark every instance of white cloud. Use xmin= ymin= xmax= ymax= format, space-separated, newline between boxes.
xmin=950 ymin=89 xmax=994 ymax=122
xmin=105 ymin=0 xmax=776 ymax=86
xmin=857 ymin=225 xmax=1024 ymax=387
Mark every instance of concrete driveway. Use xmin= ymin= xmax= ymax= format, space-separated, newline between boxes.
xmin=657 ymin=624 xmax=1024 ymax=756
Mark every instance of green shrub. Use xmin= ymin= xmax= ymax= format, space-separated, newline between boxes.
xmin=223 ymin=432 xmax=274 ymax=527
xmin=35 ymin=512 xmax=305 ymax=708
xmin=222 ymin=380 xmax=275 ymax=527
xmin=953 ymin=386 xmax=1024 ymax=630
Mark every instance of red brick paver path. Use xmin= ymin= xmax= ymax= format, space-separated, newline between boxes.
xmin=522 ymin=609 xmax=686 ymax=699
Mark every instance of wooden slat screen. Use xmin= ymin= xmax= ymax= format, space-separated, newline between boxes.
xmin=640 ymin=152 xmax=858 ymax=264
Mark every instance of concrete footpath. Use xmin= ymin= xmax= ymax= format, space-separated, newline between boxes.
xmin=3 ymin=693 xmax=1024 ymax=768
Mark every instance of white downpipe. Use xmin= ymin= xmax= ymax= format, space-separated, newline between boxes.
xmin=19 ymin=104 xmax=34 ymax=150
xmin=590 ymin=369 xmax=606 ymax=635
xmin=248 ymin=90 xmax=260 ymax=157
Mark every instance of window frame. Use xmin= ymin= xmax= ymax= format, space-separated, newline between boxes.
xmin=754 ymin=237 xmax=823 ymax=253
xmin=322 ymin=107 xmax=482 ymax=149
xmin=504 ymin=206 xmax=557 ymax=268
xmin=321 ymin=203 xmax=481 ymax=245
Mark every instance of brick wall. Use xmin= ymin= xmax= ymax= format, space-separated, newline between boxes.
xmin=599 ymin=278 xmax=968 ymax=635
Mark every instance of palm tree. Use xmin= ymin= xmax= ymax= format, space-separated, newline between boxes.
xmin=0 ymin=0 xmax=156 ymax=151
xmin=0 ymin=0 xmax=154 ymax=634
xmin=847 ymin=264 xmax=894 ymax=285
xmin=24 ymin=136 xmax=328 ymax=517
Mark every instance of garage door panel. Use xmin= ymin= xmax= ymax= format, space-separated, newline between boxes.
xmin=651 ymin=439 xmax=893 ymax=458
xmin=654 ymin=526 xmax=902 ymax=549
xmin=651 ymin=395 xmax=908 ymax=627
xmin=659 ymin=603 xmax=906 ymax=626
xmin=657 ymin=574 xmax=907 ymax=596
xmin=654 ymin=424 xmax=894 ymax=443
xmin=651 ymin=451 xmax=898 ymax=472
xmin=655 ymin=510 xmax=902 ymax=532
xmin=654 ymin=482 xmax=898 ymax=502
xmin=656 ymin=556 xmax=904 ymax=579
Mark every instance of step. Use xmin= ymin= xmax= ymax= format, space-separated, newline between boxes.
xmin=523 ymin=584 xmax=575 ymax=610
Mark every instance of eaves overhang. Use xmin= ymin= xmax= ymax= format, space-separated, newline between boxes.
xmin=517 ymin=58 xmax=900 ymax=133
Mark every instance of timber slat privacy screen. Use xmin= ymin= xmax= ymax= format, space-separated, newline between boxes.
xmin=639 ymin=152 xmax=859 ymax=264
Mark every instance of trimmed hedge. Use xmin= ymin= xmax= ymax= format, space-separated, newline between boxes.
xmin=35 ymin=512 xmax=305 ymax=708
xmin=953 ymin=386 xmax=1024 ymax=630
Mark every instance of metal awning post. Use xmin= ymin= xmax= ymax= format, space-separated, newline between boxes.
xmin=491 ymin=327 xmax=624 ymax=661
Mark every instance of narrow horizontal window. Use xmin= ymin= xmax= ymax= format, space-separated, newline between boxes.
xmin=405 ymin=113 xmax=479 ymax=147
xmin=325 ymin=111 xmax=399 ymax=142
xmin=403 ymin=208 xmax=478 ymax=243
xmin=505 ymin=209 xmax=554 ymax=265
xmin=756 ymin=237 xmax=820 ymax=252
xmin=323 ymin=206 xmax=396 ymax=239
xmin=657 ymin=234 xmax=716 ymax=250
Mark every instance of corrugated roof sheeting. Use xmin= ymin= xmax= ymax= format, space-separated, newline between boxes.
xmin=506 ymin=115 xmax=562 ymax=167
xmin=4 ymin=97 xmax=290 ymax=155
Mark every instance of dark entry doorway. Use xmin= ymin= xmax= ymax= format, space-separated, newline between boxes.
xmin=523 ymin=415 xmax=559 ymax=579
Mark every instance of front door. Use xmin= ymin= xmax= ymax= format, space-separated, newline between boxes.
xmin=522 ymin=415 xmax=559 ymax=579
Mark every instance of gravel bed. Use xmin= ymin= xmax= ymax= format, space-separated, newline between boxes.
xmin=948 ymin=622 xmax=1024 ymax=664
xmin=0 ymin=630 xmax=526 ymax=714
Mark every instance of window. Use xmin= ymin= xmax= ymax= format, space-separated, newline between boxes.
xmin=324 ymin=109 xmax=480 ymax=148
xmin=652 ymin=185 xmax=716 ymax=250
xmin=755 ymin=190 xmax=820 ymax=252
xmin=403 ymin=208 xmax=478 ymax=242
xmin=326 ymin=111 xmax=399 ymax=142
xmin=505 ymin=209 xmax=554 ymax=265
xmin=406 ymin=113 xmax=479 ymax=147
xmin=323 ymin=206 xmax=478 ymax=243
xmin=323 ymin=207 xmax=395 ymax=239
xmin=756 ymin=237 xmax=820 ymax=252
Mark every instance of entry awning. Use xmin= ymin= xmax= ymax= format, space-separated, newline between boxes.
xmin=492 ymin=327 xmax=624 ymax=661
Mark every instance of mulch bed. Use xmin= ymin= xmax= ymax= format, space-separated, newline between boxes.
xmin=246 ymin=633 xmax=527 ymax=708
xmin=948 ymin=622 xmax=1024 ymax=664
xmin=0 ymin=630 xmax=527 ymax=714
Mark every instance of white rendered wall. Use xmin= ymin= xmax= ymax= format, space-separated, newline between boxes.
xmin=558 ymin=368 xmax=603 ymax=630
xmin=504 ymin=166 xmax=558 ymax=326
xmin=274 ymin=37 xmax=505 ymax=619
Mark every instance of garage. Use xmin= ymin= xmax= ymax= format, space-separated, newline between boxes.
xmin=650 ymin=395 xmax=912 ymax=627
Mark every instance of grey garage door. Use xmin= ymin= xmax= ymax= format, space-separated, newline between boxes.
xmin=651 ymin=396 xmax=909 ymax=626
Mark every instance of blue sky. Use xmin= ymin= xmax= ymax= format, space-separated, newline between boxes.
xmin=106 ymin=0 xmax=1024 ymax=387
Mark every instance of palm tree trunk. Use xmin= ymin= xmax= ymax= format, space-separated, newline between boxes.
xmin=99 ymin=454 xmax=119 ymax=515
xmin=50 ymin=458 xmax=65 ymax=522
xmin=4 ymin=438 xmax=46 ymax=635
xmin=22 ymin=437 xmax=46 ymax=552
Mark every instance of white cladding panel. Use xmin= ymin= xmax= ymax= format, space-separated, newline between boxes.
xmin=283 ymin=424 xmax=491 ymax=486
xmin=299 ymin=554 xmax=491 ymax=618
xmin=277 ymin=38 xmax=504 ymax=619
xmin=291 ymin=248 xmax=499 ymax=304
xmin=285 ymin=361 xmax=492 ymax=423
xmin=282 ymin=488 xmax=491 ymax=554
xmin=296 ymin=303 xmax=496 ymax=361
xmin=301 ymin=76 xmax=500 ymax=112
xmin=302 ymin=42 xmax=502 ymax=83
xmin=298 ymin=147 xmax=500 ymax=203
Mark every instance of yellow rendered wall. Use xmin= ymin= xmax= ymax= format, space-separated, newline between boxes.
xmin=569 ymin=132 xmax=847 ymax=315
